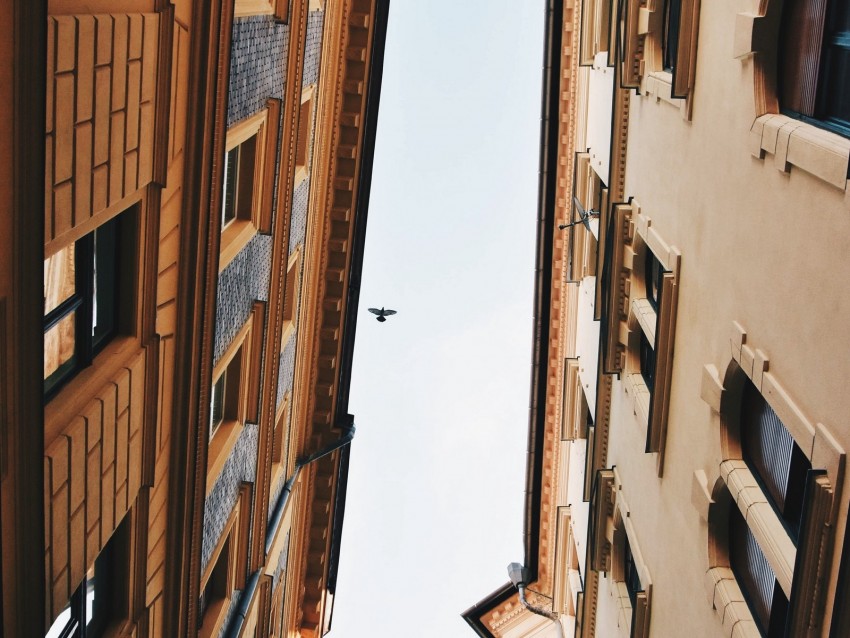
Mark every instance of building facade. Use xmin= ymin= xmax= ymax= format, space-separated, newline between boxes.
xmin=465 ymin=0 xmax=850 ymax=636
xmin=0 ymin=0 xmax=387 ymax=636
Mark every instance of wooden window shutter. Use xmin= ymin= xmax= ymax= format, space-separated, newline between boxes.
xmin=780 ymin=0 xmax=829 ymax=116
xmin=740 ymin=380 xmax=812 ymax=539
xmin=729 ymin=505 xmax=790 ymax=636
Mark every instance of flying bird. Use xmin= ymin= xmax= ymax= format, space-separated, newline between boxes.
xmin=368 ymin=307 xmax=397 ymax=323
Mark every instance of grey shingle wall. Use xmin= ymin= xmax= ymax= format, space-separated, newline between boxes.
xmin=273 ymin=531 xmax=291 ymax=589
xmin=201 ymin=423 xmax=259 ymax=575
xmin=213 ymin=233 xmax=273 ymax=366
xmin=302 ymin=10 xmax=325 ymax=88
xmin=275 ymin=330 xmax=296 ymax=412
xmin=289 ymin=177 xmax=310 ymax=255
xmin=227 ymin=16 xmax=289 ymax=128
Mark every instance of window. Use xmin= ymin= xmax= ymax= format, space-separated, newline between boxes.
xmin=780 ymin=0 xmax=850 ymax=137
xmin=608 ymin=207 xmax=680 ymax=469
xmin=207 ymin=333 xmax=246 ymax=485
xmin=43 ymin=210 xmax=129 ymax=399
xmin=662 ymin=0 xmax=682 ymax=72
xmin=45 ymin=514 xmax=130 ymax=638
xmin=580 ymin=0 xmax=612 ymax=65
xmin=623 ymin=537 xmax=642 ymax=607
xmin=729 ymin=505 xmax=789 ymax=637
xmin=220 ymin=107 xmax=278 ymax=270
xmin=272 ymin=394 xmax=290 ymax=468
xmin=294 ymin=86 xmax=315 ymax=186
xmin=210 ymin=360 xmax=238 ymax=442
xmin=638 ymin=332 xmax=656 ymax=392
xmin=644 ymin=250 xmax=663 ymax=311
xmin=720 ymin=380 xmax=811 ymax=635
xmin=198 ymin=488 xmax=249 ymax=638
xmin=281 ymin=248 xmax=301 ymax=345
xmin=221 ymin=140 xmax=257 ymax=232
xmin=740 ymin=379 xmax=812 ymax=542
xmin=206 ymin=307 xmax=263 ymax=491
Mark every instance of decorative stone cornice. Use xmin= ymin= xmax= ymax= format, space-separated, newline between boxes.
xmin=289 ymin=0 xmax=380 ymax=633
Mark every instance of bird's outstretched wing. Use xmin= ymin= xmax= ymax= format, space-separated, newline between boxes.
xmin=368 ymin=308 xmax=382 ymax=315
xmin=383 ymin=309 xmax=397 ymax=316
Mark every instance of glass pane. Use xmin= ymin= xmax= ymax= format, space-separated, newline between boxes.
xmin=44 ymin=313 xmax=76 ymax=381
xmin=85 ymin=565 xmax=96 ymax=628
xmin=222 ymin=147 xmax=240 ymax=228
xmin=821 ymin=45 xmax=850 ymax=127
xmin=639 ymin=331 xmax=655 ymax=390
xmin=44 ymin=599 xmax=73 ymax=638
xmin=210 ymin=373 xmax=226 ymax=439
xmin=92 ymin=216 xmax=119 ymax=351
xmin=44 ymin=244 xmax=76 ymax=315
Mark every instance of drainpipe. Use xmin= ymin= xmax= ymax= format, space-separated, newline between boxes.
xmin=507 ymin=563 xmax=564 ymax=638
xmin=226 ymin=425 xmax=356 ymax=637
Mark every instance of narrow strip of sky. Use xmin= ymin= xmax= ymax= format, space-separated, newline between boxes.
xmin=332 ymin=1 xmax=546 ymax=636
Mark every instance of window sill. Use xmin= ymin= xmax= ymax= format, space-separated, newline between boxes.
xmin=631 ymin=297 xmax=656 ymax=345
xmin=643 ymin=72 xmax=692 ymax=120
xmin=219 ymin=219 xmax=257 ymax=273
xmin=750 ymin=113 xmax=850 ymax=190
xmin=234 ymin=0 xmax=274 ymax=17
xmin=623 ymin=372 xmax=651 ymax=428
xmin=207 ymin=420 xmax=245 ymax=495
xmin=704 ymin=568 xmax=761 ymax=638
xmin=198 ymin=596 xmax=230 ymax=638
xmin=44 ymin=336 xmax=143 ymax=446
xmin=294 ymin=165 xmax=308 ymax=188
xmin=719 ymin=459 xmax=795 ymax=596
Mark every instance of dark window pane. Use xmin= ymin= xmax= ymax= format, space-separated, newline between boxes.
xmin=44 ymin=244 xmax=76 ymax=315
xmin=663 ymin=0 xmax=681 ymax=71
xmin=645 ymin=250 xmax=664 ymax=311
xmin=210 ymin=373 xmax=226 ymax=439
xmin=639 ymin=331 xmax=655 ymax=391
xmin=44 ymin=313 xmax=77 ymax=388
xmin=222 ymin=146 xmax=240 ymax=228
xmin=623 ymin=537 xmax=641 ymax=605
xmin=819 ymin=44 xmax=850 ymax=129
xmin=92 ymin=215 xmax=120 ymax=352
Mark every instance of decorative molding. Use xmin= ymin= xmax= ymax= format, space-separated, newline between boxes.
xmin=250 ymin=0 xmax=307 ymax=579
xmin=163 ymin=0 xmax=235 ymax=633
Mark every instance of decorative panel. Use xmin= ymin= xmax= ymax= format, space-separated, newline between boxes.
xmin=46 ymin=13 xmax=160 ymax=248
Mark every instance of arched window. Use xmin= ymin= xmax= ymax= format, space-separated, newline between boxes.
xmin=780 ymin=0 xmax=850 ymax=137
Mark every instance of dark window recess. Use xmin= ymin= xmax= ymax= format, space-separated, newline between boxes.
xmin=623 ymin=537 xmax=642 ymax=605
xmin=210 ymin=373 xmax=226 ymax=440
xmin=220 ymin=137 xmax=257 ymax=230
xmin=729 ymin=505 xmax=789 ymax=637
xmin=662 ymin=0 xmax=682 ymax=72
xmin=780 ymin=0 xmax=850 ymax=137
xmin=222 ymin=146 xmax=240 ymax=228
xmin=740 ymin=379 xmax=812 ymax=543
xmin=644 ymin=250 xmax=665 ymax=311
xmin=43 ymin=213 xmax=123 ymax=399
xmin=639 ymin=331 xmax=656 ymax=391
xmin=44 ymin=515 xmax=129 ymax=638
xmin=199 ymin=536 xmax=231 ymax=630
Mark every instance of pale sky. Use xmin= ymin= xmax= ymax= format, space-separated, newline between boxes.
xmin=331 ymin=2 xmax=545 ymax=636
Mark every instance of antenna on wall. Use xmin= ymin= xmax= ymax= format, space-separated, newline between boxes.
xmin=559 ymin=196 xmax=599 ymax=231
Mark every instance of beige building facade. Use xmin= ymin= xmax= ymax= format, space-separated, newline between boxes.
xmin=465 ymin=0 xmax=850 ymax=636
